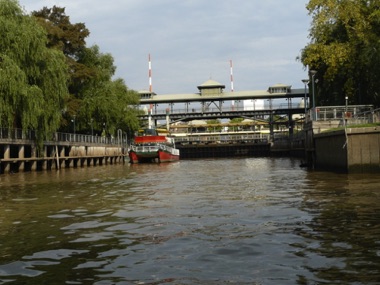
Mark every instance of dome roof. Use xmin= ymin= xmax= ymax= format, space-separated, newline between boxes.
xmin=197 ymin=79 xmax=225 ymax=90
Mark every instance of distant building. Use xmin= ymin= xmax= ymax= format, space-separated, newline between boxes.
xmin=243 ymin=99 xmax=264 ymax=111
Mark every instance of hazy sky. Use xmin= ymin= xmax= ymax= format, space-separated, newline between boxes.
xmin=20 ymin=0 xmax=311 ymax=94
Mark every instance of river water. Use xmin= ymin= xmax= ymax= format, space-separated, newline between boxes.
xmin=0 ymin=157 xmax=379 ymax=285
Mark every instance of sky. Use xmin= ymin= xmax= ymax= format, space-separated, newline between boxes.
xmin=20 ymin=0 xmax=312 ymax=95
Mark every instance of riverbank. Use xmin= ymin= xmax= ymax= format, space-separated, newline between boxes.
xmin=0 ymin=129 xmax=126 ymax=174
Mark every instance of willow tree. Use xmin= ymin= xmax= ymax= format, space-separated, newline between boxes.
xmin=300 ymin=0 xmax=380 ymax=106
xmin=0 ymin=0 xmax=68 ymax=142
xmin=32 ymin=6 xmax=92 ymax=98
xmin=32 ymin=6 xmax=141 ymax=136
xmin=79 ymin=46 xmax=140 ymax=137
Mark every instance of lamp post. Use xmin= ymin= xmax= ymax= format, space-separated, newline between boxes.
xmin=309 ymin=70 xmax=317 ymax=120
xmin=90 ymin=118 xmax=94 ymax=136
xmin=302 ymin=79 xmax=309 ymax=119
xmin=71 ymin=115 xmax=76 ymax=135
xmin=345 ymin=96 xmax=348 ymax=126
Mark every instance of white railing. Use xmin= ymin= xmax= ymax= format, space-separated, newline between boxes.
xmin=159 ymin=144 xmax=180 ymax=156
xmin=130 ymin=145 xmax=159 ymax=153
xmin=307 ymin=105 xmax=373 ymax=122
xmin=0 ymin=128 xmax=124 ymax=146
xmin=173 ymin=133 xmax=270 ymax=144
xmin=143 ymin=102 xmax=303 ymax=115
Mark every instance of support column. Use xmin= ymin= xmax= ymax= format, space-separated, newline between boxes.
xmin=67 ymin=146 xmax=74 ymax=168
xmin=288 ymin=113 xmax=294 ymax=137
xmin=41 ymin=146 xmax=47 ymax=170
xmin=31 ymin=145 xmax=37 ymax=171
xmin=3 ymin=145 xmax=10 ymax=173
xmin=18 ymin=145 xmax=25 ymax=171
xmin=88 ymin=147 xmax=94 ymax=166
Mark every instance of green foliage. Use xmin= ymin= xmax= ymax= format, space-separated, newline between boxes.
xmin=300 ymin=0 xmax=380 ymax=107
xmin=81 ymin=78 xmax=140 ymax=136
xmin=206 ymin=119 xmax=222 ymax=131
xmin=0 ymin=0 xmax=68 ymax=144
xmin=0 ymin=0 xmax=140 ymax=142
xmin=32 ymin=6 xmax=141 ymax=136
xmin=229 ymin=118 xmax=244 ymax=124
xmin=32 ymin=6 xmax=89 ymax=57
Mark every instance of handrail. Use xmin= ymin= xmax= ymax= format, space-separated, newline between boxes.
xmin=141 ymin=102 xmax=304 ymax=115
xmin=173 ymin=133 xmax=270 ymax=144
xmin=306 ymin=105 xmax=374 ymax=122
xmin=0 ymin=128 xmax=124 ymax=145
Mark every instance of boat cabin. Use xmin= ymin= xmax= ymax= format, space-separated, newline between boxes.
xmin=137 ymin=128 xmax=159 ymax=136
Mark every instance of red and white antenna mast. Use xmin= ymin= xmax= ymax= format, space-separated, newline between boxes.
xmin=148 ymin=53 xmax=152 ymax=92
xmin=230 ymin=59 xmax=234 ymax=92
xmin=230 ymin=60 xmax=235 ymax=109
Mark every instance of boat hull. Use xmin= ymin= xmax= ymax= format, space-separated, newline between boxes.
xmin=129 ymin=150 xmax=158 ymax=164
xmin=158 ymin=149 xmax=180 ymax=163
xmin=128 ymin=129 xmax=180 ymax=164
xmin=129 ymin=150 xmax=179 ymax=164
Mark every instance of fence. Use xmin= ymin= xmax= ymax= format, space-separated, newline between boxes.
xmin=308 ymin=105 xmax=374 ymax=123
xmin=0 ymin=128 xmax=125 ymax=146
xmin=174 ymin=133 xmax=270 ymax=144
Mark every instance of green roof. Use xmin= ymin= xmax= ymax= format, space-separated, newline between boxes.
xmin=197 ymin=79 xmax=225 ymax=90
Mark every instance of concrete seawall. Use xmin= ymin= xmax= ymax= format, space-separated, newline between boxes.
xmin=314 ymin=127 xmax=380 ymax=173
xmin=0 ymin=141 xmax=126 ymax=174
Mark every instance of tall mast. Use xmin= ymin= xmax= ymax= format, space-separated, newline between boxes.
xmin=230 ymin=59 xmax=234 ymax=92
xmin=230 ymin=60 xmax=235 ymax=109
xmin=148 ymin=53 xmax=152 ymax=93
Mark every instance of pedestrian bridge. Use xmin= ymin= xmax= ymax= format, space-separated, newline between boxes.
xmin=138 ymin=80 xmax=308 ymax=122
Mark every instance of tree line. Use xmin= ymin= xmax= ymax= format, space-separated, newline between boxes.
xmin=300 ymin=0 xmax=380 ymax=107
xmin=2 ymin=0 xmax=380 ymax=146
xmin=0 ymin=0 xmax=140 ymax=145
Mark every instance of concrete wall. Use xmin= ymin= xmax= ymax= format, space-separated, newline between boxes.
xmin=68 ymin=146 xmax=123 ymax=157
xmin=346 ymin=128 xmax=380 ymax=172
xmin=314 ymin=127 xmax=380 ymax=173
xmin=0 ymin=142 xmax=125 ymax=174
xmin=314 ymin=130 xmax=347 ymax=171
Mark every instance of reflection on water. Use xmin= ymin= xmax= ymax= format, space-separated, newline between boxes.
xmin=0 ymin=158 xmax=379 ymax=284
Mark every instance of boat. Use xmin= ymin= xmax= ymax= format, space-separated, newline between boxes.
xmin=128 ymin=128 xmax=180 ymax=163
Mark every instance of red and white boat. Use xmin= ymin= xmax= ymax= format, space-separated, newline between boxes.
xmin=128 ymin=128 xmax=180 ymax=163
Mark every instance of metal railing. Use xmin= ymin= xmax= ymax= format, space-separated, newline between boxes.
xmin=0 ymin=128 xmax=36 ymax=140
xmin=130 ymin=145 xmax=159 ymax=153
xmin=143 ymin=101 xmax=304 ymax=115
xmin=173 ymin=133 xmax=270 ymax=144
xmin=158 ymin=144 xmax=180 ymax=156
xmin=0 ymin=128 xmax=125 ymax=146
xmin=351 ymin=108 xmax=380 ymax=125
xmin=307 ymin=105 xmax=374 ymax=123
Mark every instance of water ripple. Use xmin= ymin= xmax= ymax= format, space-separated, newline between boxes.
xmin=0 ymin=159 xmax=379 ymax=284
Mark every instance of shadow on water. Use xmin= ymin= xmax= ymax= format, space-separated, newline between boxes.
xmin=294 ymin=171 xmax=380 ymax=284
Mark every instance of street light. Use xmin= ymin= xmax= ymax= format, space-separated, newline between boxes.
xmin=345 ymin=96 xmax=348 ymax=126
xmin=309 ymin=70 xmax=317 ymax=120
xmin=90 ymin=118 xmax=94 ymax=136
xmin=302 ymin=79 xmax=309 ymax=119
xmin=71 ymin=115 xmax=76 ymax=135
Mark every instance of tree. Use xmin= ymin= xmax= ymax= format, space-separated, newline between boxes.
xmin=32 ymin=6 xmax=92 ymax=94
xmin=206 ymin=119 xmax=222 ymax=132
xmin=300 ymin=0 xmax=380 ymax=106
xmin=0 ymin=0 xmax=68 ymax=143
xmin=32 ymin=6 xmax=141 ymax=136
xmin=32 ymin=6 xmax=93 ymax=127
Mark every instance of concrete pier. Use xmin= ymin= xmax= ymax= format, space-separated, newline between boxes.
xmin=0 ymin=131 xmax=127 ymax=174
xmin=313 ymin=127 xmax=380 ymax=173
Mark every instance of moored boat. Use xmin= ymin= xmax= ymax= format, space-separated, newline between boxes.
xmin=128 ymin=128 xmax=180 ymax=163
